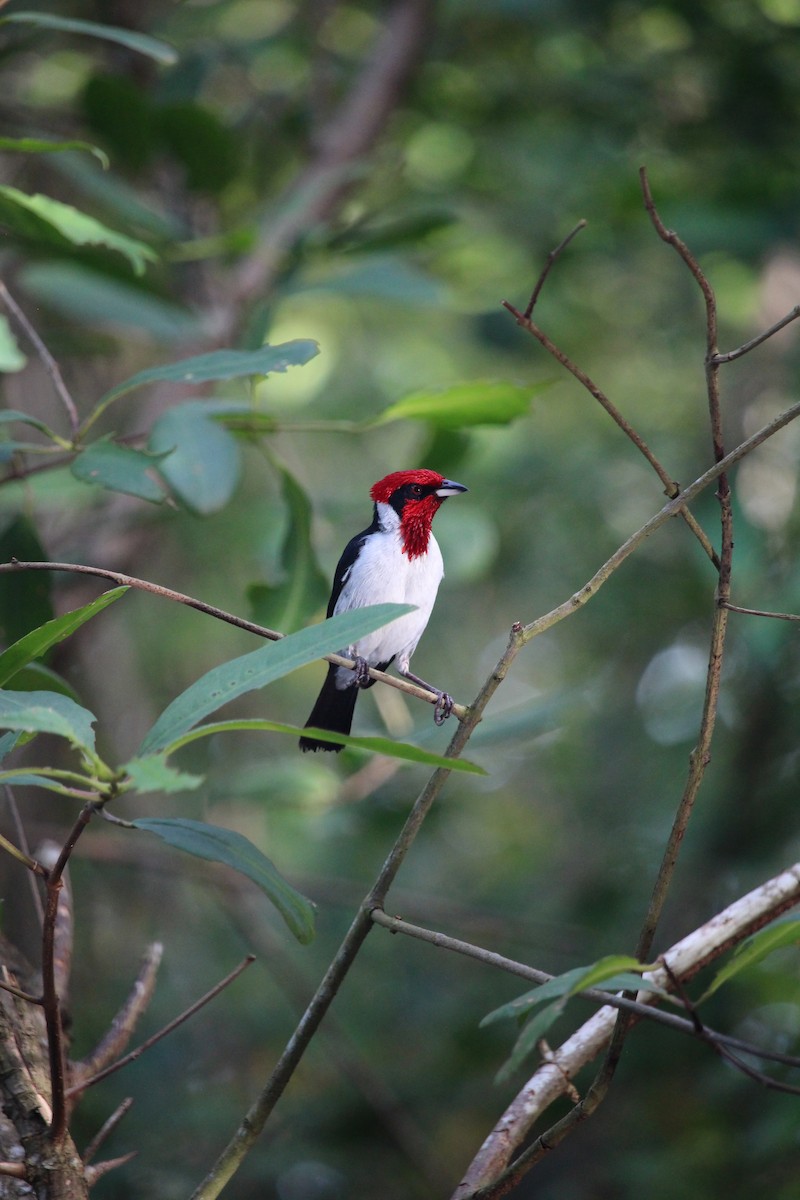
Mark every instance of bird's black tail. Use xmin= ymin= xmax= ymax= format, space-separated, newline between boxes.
xmin=299 ymin=665 xmax=359 ymax=752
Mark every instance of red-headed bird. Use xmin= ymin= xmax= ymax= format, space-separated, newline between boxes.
xmin=299 ymin=468 xmax=468 ymax=752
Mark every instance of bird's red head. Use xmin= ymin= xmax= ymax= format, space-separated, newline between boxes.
xmin=370 ymin=469 xmax=467 ymax=559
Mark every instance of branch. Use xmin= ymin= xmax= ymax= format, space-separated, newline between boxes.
xmin=187 ymin=623 xmax=527 ymax=1200
xmin=66 ymin=955 xmax=255 ymax=1097
xmin=0 ymin=278 xmax=80 ymax=437
xmin=452 ymin=860 xmax=800 ymax=1199
xmin=0 ymin=559 xmax=468 ymax=720
xmin=70 ymin=943 xmax=163 ymax=1096
xmin=710 ymin=304 xmax=800 ymax=363
xmin=41 ymin=802 xmax=98 ymax=1143
xmin=502 ymin=298 xmax=720 ymax=569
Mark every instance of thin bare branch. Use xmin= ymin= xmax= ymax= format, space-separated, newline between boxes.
xmin=523 ymin=220 xmax=587 ymax=318
xmin=4 ymin=786 xmax=45 ymax=925
xmin=71 ymin=943 xmax=163 ymax=1094
xmin=82 ymin=1097 xmax=134 ymax=1164
xmin=502 ymin=299 xmax=721 ymax=570
xmin=66 ymin=955 xmax=255 ymax=1097
xmin=0 ymin=559 xmax=468 ymax=720
xmin=41 ymin=802 xmax=98 ymax=1143
xmin=0 ymin=278 xmax=80 ymax=436
xmin=711 ymin=304 xmax=800 ymax=364
xmin=84 ymin=1152 xmax=138 ymax=1187
xmin=722 ymin=601 xmax=800 ymax=622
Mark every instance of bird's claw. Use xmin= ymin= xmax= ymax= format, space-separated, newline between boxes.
xmin=433 ymin=691 xmax=454 ymax=725
xmin=351 ymin=656 xmax=372 ymax=688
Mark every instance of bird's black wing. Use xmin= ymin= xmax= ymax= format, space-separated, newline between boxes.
xmin=325 ymin=513 xmax=379 ymax=617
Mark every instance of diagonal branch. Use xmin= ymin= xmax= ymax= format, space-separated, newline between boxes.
xmin=231 ymin=0 xmax=433 ymax=318
xmin=452 ymin=860 xmax=800 ymax=1199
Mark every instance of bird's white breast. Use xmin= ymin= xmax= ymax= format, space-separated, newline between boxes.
xmin=333 ymin=525 xmax=444 ymax=671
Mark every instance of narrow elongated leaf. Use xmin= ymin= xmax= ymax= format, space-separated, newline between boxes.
xmin=371 ymin=381 xmax=542 ymax=429
xmin=148 ymin=407 xmax=240 ymax=513
xmin=21 ymin=264 xmax=198 ymax=338
xmin=0 ymin=410 xmax=61 ymax=439
xmin=0 ymin=187 xmax=156 ymax=275
xmin=0 ymin=732 xmax=21 ymax=762
xmin=0 ymin=517 xmax=52 ymax=644
xmin=3 ymin=663 xmax=80 ymax=701
xmin=0 ymin=137 xmax=109 ymax=168
xmin=248 ymin=466 xmax=328 ymax=631
xmin=700 ymin=918 xmax=800 ymax=1002
xmin=0 ymin=318 xmax=26 ymax=372
xmin=71 ymin=439 xmax=168 ymax=502
xmin=137 ymin=603 xmax=414 ymax=756
xmin=0 ymin=587 xmax=127 ymax=686
xmin=481 ymin=957 xmax=659 ymax=1027
xmin=2 ymin=13 xmax=178 ymax=64
xmin=131 ymin=817 xmax=315 ymax=943
xmin=495 ymin=1001 xmax=566 ymax=1083
xmin=98 ymin=341 xmax=320 ymax=409
xmin=0 ymin=690 xmax=96 ymax=753
xmin=136 ymin=718 xmax=486 ymax=774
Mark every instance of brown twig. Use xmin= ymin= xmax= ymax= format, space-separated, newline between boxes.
xmin=502 ymin=299 xmax=721 ymax=570
xmin=0 ymin=279 xmax=80 ymax=437
xmin=710 ymin=304 xmax=800 ymax=364
xmin=722 ymin=602 xmax=800 ymax=622
xmin=66 ymin=954 xmax=255 ymax=1097
xmin=523 ymin=220 xmax=587 ymax=318
xmin=70 ymin=943 xmax=163 ymax=1098
xmin=0 ymin=559 xmax=468 ymax=719
xmin=82 ymin=1096 xmax=134 ymax=1164
xmin=4 ymin=786 xmax=45 ymax=924
xmin=42 ymin=802 xmax=99 ymax=1143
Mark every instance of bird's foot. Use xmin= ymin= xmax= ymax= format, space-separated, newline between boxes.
xmin=351 ymin=656 xmax=372 ymax=688
xmin=433 ymin=691 xmax=454 ymax=726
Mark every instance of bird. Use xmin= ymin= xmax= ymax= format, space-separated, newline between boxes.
xmin=299 ymin=468 xmax=468 ymax=752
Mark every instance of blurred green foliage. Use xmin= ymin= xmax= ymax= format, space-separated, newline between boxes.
xmin=2 ymin=1 xmax=800 ymax=1198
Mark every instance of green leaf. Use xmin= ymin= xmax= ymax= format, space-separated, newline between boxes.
xmin=96 ymin=341 xmax=321 ymax=410
xmin=0 ymin=732 xmax=21 ymax=762
xmin=371 ymin=381 xmax=541 ymax=429
xmin=481 ymin=966 xmax=589 ymax=1028
xmin=481 ymin=957 xmax=658 ymax=1028
xmin=700 ymin=918 xmax=800 ymax=1002
xmin=0 ymin=587 xmax=127 ymax=687
xmin=2 ymin=13 xmax=178 ymax=64
xmin=20 ymin=264 xmax=198 ymax=339
xmin=0 ymin=410 xmax=61 ymax=440
xmin=148 ymin=407 xmax=240 ymax=513
xmin=121 ymin=754 xmax=203 ymax=795
xmin=0 ymin=517 xmax=53 ymax=645
xmin=294 ymin=256 xmax=444 ymax=305
xmin=137 ymin=604 xmax=414 ymax=757
xmin=0 ymin=318 xmax=26 ymax=373
xmin=0 ymin=690 xmax=97 ymax=754
xmin=0 ymin=137 xmax=109 ymax=169
xmin=70 ymin=438 xmax=167 ymax=502
xmin=141 ymin=718 xmax=486 ymax=775
xmin=0 ymin=186 xmax=157 ymax=275
xmin=2 ymin=663 xmax=80 ymax=702
xmin=495 ymin=1001 xmax=566 ymax=1083
xmin=247 ymin=466 xmax=328 ymax=632
xmin=131 ymin=817 xmax=315 ymax=944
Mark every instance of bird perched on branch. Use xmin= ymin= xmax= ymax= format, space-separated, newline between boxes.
xmin=299 ymin=468 xmax=468 ymax=752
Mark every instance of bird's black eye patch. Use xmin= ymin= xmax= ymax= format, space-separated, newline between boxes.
xmin=387 ymin=481 xmax=435 ymax=515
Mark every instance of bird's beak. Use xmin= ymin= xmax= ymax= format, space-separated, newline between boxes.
xmin=436 ymin=479 xmax=468 ymax=497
